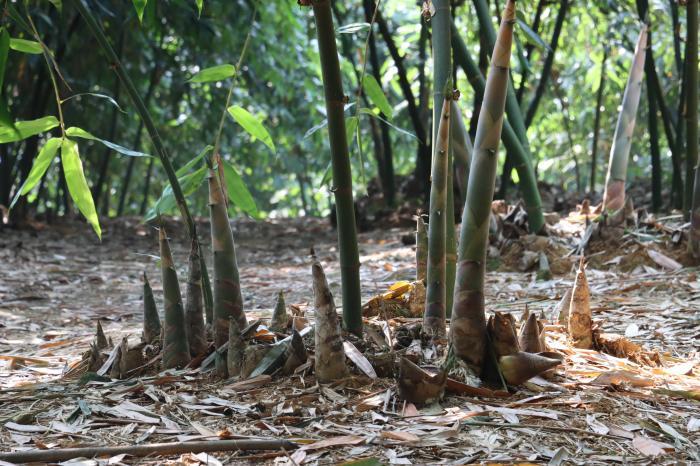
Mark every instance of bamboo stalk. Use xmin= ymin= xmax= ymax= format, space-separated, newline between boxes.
xmin=687 ymin=0 xmax=699 ymax=257
xmin=424 ymin=93 xmax=452 ymax=337
xmin=416 ymin=215 xmax=428 ymax=283
xmin=602 ymin=25 xmax=648 ymax=212
xmin=142 ymin=272 xmax=161 ymax=344
xmin=589 ymin=48 xmax=608 ymax=195
xmin=0 ymin=439 xmax=298 ymax=463
xmin=307 ymin=0 xmax=363 ymax=336
xmin=208 ymin=165 xmax=247 ymax=350
xmin=450 ymin=0 xmax=516 ymax=373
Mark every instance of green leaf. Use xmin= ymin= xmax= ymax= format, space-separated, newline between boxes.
xmin=222 ymin=160 xmax=258 ymax=217
xmin=48 ymin=0 xmax=62 ymax=12
xmin=61 ymin=93 xmax=125 ymax=112
xmin=516 ymin=18 xmax=550 ymax=52
xmin=0 ymin=95 xmax=15 ymax=130
xmin=176 ymin=145 xmax=213 ymax=177
xmin=61 ymin=139 xmax=101 ymax=239
xmin=195 ymin=0 xmax=203 ymax=16
xmin=345 ymin=115 xmax=358 ymax=148
xmin=362 ymin=75 xmax=393 ymax=119
xmin=65 ymin=127 xmax=151 ymax=157
xmin=133 ymin=0 xmax=148 ymax=22
xmin=0 ymin=116 xmax=59 ymax=143
xmin=188 ymin=64 xmax=236 ymax=83
xmin=9 ymin=38 xmax=43 ymax=54
xmin=10 ymin=137 xmax=61 ymax=209
xmin=0 ymin=28 xmax=10 ymax=90
xmin=319 ymin=162 xmax=332 ymax=187
xmin=227 ymin=105 xmax=275 ymax=152
xmin=359 ymin=108 xmax=418 ymax=141
xmin=145 ymin=166 xmax=207 ymax=221
xmin=337 ymin=22 xmax=370 ymax=34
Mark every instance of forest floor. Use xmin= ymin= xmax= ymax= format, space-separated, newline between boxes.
xmin=0 ymin=211 xmax=699 ymax=465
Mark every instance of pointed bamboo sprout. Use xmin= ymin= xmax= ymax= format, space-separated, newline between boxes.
xmin=450 ymin=0 xmax=516 ymax=373
xmin=95 ymin=320 xmax=108 ymax=350
xmin=312 ymin=254 xmax=348 ymax=383
xmin=416 ymin=215 xmax=428 ymax=283
xmin=208 ymin=166 xmax=247 ymax=350
xmin=519 ymin=312 xmax=543 ymax=353
xmin=269 ymin=291 xmax=289 ymax=333
xmin=283 ymin=330 xmax=307 ymax=374
xmin=307 ymin=0 xmax=363 ymax=335
xmin=568 ymin=258 xmax=593 ymax=349
xmin=556 ymin=287 xmax=573 ymax=326
xmin=397 ymin=357 xmax=446 ymax=405
xmin=602 ymin=25 xmax=648 ymax=212
xmin=499 ymin=351 xmax=561 ymax=385
xmin=537 ymin=251 xmax=552 ymax=281
xmin=487 ymin=312 xmax=519 ymax=358
xmin=159 ymin=227 xmax=191 ymax=369
xmin=451 ymin=100 xmax=473 ymax=205
xmin=424 ymin=91 xmax=452 ymax=337
xmin=185 ymin=238 xmax=207 ymax=357
xmin=227 ymin=317 xmax=244 ymax=377
xmin=142 ymin=272 xmax=161 ymax=344
xmin=215 ymin=348 xmax=228 ymax=378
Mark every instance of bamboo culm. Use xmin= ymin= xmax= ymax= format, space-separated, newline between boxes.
xmin=450 ymin=0 xmax=516 ymax=374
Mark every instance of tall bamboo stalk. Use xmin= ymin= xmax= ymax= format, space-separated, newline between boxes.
xmin=450 ymin=0 xmax=516 ymax=374
xmin=306 ymin=0 xmax=362 ymax=335
xmin=602 ymin=25 xmax=648 ymax=212
xmin=589 ymin=49 xmax=608 ymax=195
xmin=160 ymin=227 xmax=191 ymax=369
xmin=687 ymin=0 xmax=699 ymax=257
xmin=451 ymin=27 xmax=543 ymax=231
xmin=424 ymin=93 xmax=452 ymax=337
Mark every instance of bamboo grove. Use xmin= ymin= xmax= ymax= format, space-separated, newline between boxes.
xmin=0 ymin=0 xmax=698 ymax=388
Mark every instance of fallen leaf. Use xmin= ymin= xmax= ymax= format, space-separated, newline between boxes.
xmin=590 ymin=370 xmax=654 ymax=388
xmin=300 ymin=435 xmax=365 ymax=451
xmin=380 ymin=430 xmax=420 ymax=442
xmin=4 ymin=422 xmax=47 ymax=433
xmin=344 ymin=341 xmax=377 ymax=379
xmin=632 ymin=435 xmax=673 ymax=457
xmin=647 ymin=249 xmax=682 ymax=271
xmin=586 ymin=415 xmax=609 ymax=435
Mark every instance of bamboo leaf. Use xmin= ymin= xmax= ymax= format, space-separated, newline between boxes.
xmin=133 ymin=0 xmax=148 ymax=22
xmin=145 ymin=166 xmax=207 ymax=221
xmin=188 ymin=64 xmax=236 ymax=83
xmin=515 ymin=18 xmax=550 ymax=52
xmin=195 ymin=0 xmax=203 ymax=16
xmin=10 ymin=137 xmax=61 ymax=208
xmin=222 ymin=160 xmax=258 ymax=217
xmin=48 ymin=0 xmax=62 ymax=12
xmin=0 ymin=116 xmax=59 ymax=143
xmin=359 ymin=108 xmax=418 ymax=141
xmin=337 ymin=22 xmax=370 ymax=34
xmin=65 ymin=127 xmax=151 ymax=157
xmin=362 ymin=75 xmax=393 ymax=119
xmin=176 ymin=145 xmax=213 ymax=177
xmin=61 ymin=139 xmax=101 ymax=239
xmin=61 ymin=93 xmax=125 ymax=112
xmin=9 ymin=38 xmax=43 ymax=54
xmin=227 ymin=105 xmax=275 ymax=152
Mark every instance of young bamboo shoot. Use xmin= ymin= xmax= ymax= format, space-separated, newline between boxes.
xmin=185 ymin=238 xmax=207 ymax=357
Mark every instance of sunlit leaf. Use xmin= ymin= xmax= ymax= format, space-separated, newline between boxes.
xmin=176 ymin=145 xmax=213 ymax=177
xmin=9 ymin=38 xmax=43 ymax=54
xmin=0 ymin=116 xmax=59 ymax=143
xmin=10 ymin=137 xmax=61 ymax=209
xmin=133 ymin=0 xmax=148 ymax=22
xmin=188 ymin=64 xmax=235 ymax=83
xmin=0 ymin=95 xmax=15 ymax=130
xmin=363 ymin=75 xmax=393 ymax=119
xmin=223 ymin=160 xmax=258 ymax=217
xmin=516 ymin=18 xmax=550 ymax=52
xmin=48 ymin=0 xmax=62 ymax=11
xmin=227 ymin=105 xmax=275 ymax=152
xmin=61 ymin=139 xmax=101 ymax=239
xmin=337 ymin=22 xmax=370 ymax=34
xmin=145 ymin=166 xmax=207 ymax=221
xmin=65 ymin=127 xmax=151 ymax=157
xmin=195 ymin=0 xmax=203 ymax=16
xmin=61 ymin=93 xmax=125 ymax=112
xmin=359 ymin=108 xmax=418 ymax=141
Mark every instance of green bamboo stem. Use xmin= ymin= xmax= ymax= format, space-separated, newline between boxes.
xmin=308 ymin=0 xmax=362 ymax=336
xmin=451 ymin=100 xmax=472 ymax=206
xmin=142 ymin=272 xmax=161 ymax=344
xmin=208 ymin=165 xmax=247 ymax=350
xmin=431 ymin=0 xmax=456 ymax=317
xmin=185 ymin=237 xmax=207 ymax=357
xmin=424 ymin=95 xmax=452 ymax=337
xmin=450 ymin=0 xmax=516 ymax=374
xmin=602 ymin=25 xmax=648 ymax=212
xmin=159 ymin=227 xmax=191 ymax=369
xmin=644 ymin=29 xmax=662 ymax=212
xmin=687 ymin=0 xmax=699 ymax=257
xmin=416 ymin=215 xmax=428 ymax=283
xmin=451 ymin=27 xmax=544 ymax=232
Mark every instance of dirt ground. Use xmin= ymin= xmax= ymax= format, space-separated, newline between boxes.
xmin=0 ymin=214 xmax=698 ymax=465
